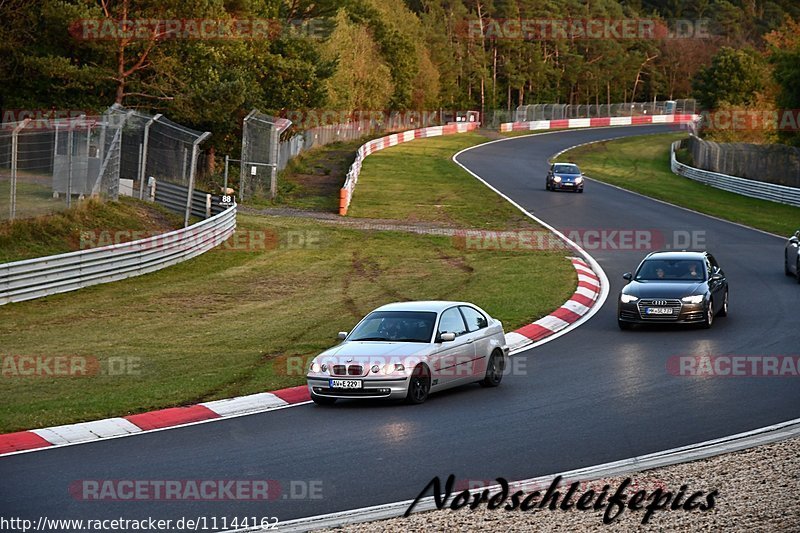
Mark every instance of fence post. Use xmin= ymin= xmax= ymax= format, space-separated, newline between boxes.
xmin=138 ymin=113 xmax=162 ymax=200
xmin=66 ymin=127 xmax=74 ymax=208
xmin=223 ymin=154 xmax=229 ymax=192
xmin=9 ymin=119 xmax=31 ymax=220
xmin=184 ymin=132 xmax=211 ymax=227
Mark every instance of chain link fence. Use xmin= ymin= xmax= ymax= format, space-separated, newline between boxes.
xmin=515 ymin=99 xmax=696 ymax=122
xmin=0 ymin=111 xmax=128 ymax=221
xmin=1 ymin=104 xmax=211 ymax=226
xmin=237 ymin=109 xmax=475 ymax=201
xmin=684 ymin=135 xmax=800 ymax=188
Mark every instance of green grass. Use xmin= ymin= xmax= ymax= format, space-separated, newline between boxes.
xmin=0 ymin=133 xmax=578 ymax=433
xmin=557 ymin=133 xmax=800 ymax=236
xmin=348 ymin=133 xmax=536 ymax=229
xmin=0 ymin=197 xmax=182 ymax=263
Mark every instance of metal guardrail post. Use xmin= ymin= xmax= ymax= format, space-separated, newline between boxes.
xmin=9 ymin=119 xmax=31 ymax=220
xmin=184 ymin=131 xmax=211 ymax=227
xmin=138 ymin=113 xmax=162 ymax=200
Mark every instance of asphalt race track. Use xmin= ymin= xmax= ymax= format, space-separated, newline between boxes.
xmin=3 ymin=125 xmax=799 ymax=528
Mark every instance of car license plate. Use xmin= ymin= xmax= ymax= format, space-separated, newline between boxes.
xmin=645 ymin=307 xmax=673 ymax=315
xmin=329 ymin=379 xmax=362 ymax=389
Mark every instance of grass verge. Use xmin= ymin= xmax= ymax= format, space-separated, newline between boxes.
xmin=0 ymin=135 xmax=576 ymax=433
xmin=556 ymin=132 xmax=800 ymax=236
xmin=347 ymin=133 xmax=536 ymax=229
xmin=0 ymin=197 xmax=182 ymax=263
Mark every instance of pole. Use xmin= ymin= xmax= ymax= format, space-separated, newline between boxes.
xmin=184 ymin=132 xmax=211 ymax=227
xmin=10 ymin=119 xmax=31 ymax=220
xmin=67 ymin=127 xmax=74 ymax=208
xmin=223 ymin=154 xmax=229 ymax=192
xmin=269 ymin=123 xmax=278 ymax=199
xmin=138 ymin=113 xmax=161 ymax=199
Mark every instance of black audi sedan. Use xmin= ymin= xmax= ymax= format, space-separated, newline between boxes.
xmin=618 ymin=251 xmax=728 ymax=329
xmin=546 ymin=162 xmax=584 ymax=192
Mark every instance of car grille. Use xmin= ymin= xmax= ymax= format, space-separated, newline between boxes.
xmin=331 ymin=364 xmax=364 ymax=376
xmin=636 ymin=299 xmax=682 ymax=320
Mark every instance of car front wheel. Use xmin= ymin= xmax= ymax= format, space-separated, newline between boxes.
xmin=702 ymin=299 xmax=714 ymax=329
xmin=480 ymin=351 xmax=504 ymax=387
xmin=718 ymin=290 xmax=729 ymax=317
xmin=405 ymin=365 xmax=431 ymax=404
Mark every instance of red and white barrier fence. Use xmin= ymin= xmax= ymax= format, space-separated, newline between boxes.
xmin=500 ymin=114 xmax=697 ymax=133
xmin=339 ymin=122 xmax=479 ymax=215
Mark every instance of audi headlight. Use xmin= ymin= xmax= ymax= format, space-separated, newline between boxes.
xmin=553 ymin=176 xmax=562 ymax=183
xmin=681 ymin=295 xmax=704 ymax=304
xmin=620 ymin=294 xmax=638 ymax=303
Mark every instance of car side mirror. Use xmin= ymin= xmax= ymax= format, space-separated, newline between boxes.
xmin=438 ymin=332 xmax=456 ymax=342
xmin=337 ymin=331 xmax=348 ymax=340
xmin=623 ymin=272 xmax=632 ymax=281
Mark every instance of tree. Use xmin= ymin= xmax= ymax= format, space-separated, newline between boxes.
xmin=692 ymin=47 xmax=767 ymax=109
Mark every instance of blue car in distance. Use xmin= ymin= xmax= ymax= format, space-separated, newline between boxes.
xmin=546 ymin=162 xmax=584 ymax=192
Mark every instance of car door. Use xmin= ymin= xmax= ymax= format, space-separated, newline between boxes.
xmin=459 ymin=305 xmax=492 ymax=379
xmin=431 ymin=307 xmax=475 ymax=389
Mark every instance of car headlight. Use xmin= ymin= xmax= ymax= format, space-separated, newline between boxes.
xmin=575 ymin=176 xmax=583 ymax=183
xmin=620 ymin=294 xmax=638 ymax=303
xmin=381 ymin=363 xmax=405 ymax=374
xmin=310 ymin=362 xmax=321 ymax=373
xmin=553 ymin=176 xmax=562 ymax=183
xmin=681 ymin=295 xmax=704 ymax=304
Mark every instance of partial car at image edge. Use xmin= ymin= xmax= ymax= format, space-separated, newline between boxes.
xmin=784 ymin=229 xmax=800 ymax=283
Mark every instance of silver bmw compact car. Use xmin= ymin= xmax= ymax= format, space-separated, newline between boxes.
xmin=306 ymin=301 xmax=509 ymax=405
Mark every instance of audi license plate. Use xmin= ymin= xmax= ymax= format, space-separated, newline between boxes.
xmin=329 ymin=379 xmax=362 ymax=389
xmin=645 ymin=307 xmax=673 ymax=315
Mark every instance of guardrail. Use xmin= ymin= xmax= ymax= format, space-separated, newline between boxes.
xmin=339 ymin=122 xmax=479 ymax=215
xmin=500 ymin=113 xmax=697 ymax=132
xmin=0 ymin=205 xmax=236 ymax=305
xmin=670 ymin=140 xmax=800 ymax=208
xmin=152 ymin=180 xmax=227 ymax=219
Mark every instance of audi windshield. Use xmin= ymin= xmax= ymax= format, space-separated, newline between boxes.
xmin=635 ymin=260 xmax=706 ymax=281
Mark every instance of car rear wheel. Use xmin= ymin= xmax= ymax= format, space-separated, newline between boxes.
xmin=405 ymin=365 xmax=430 ymax=404
xmin=702 ymin=300 xmax=714 ymax=329
xmin=310 ymin=392 xmax=336 ymax=406
xmin=718 ymin=290 xmax=729 ymax=317
xmin=479 ymin=351 xmax=504 ymax=387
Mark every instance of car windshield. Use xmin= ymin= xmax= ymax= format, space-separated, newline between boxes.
xmin=635 ymin=259 xmax=706 ymax=281
xmin=553 ymin=164 xmax=579 ymax=174
xmin=347 ymin=311 xmax=437 ymax=342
